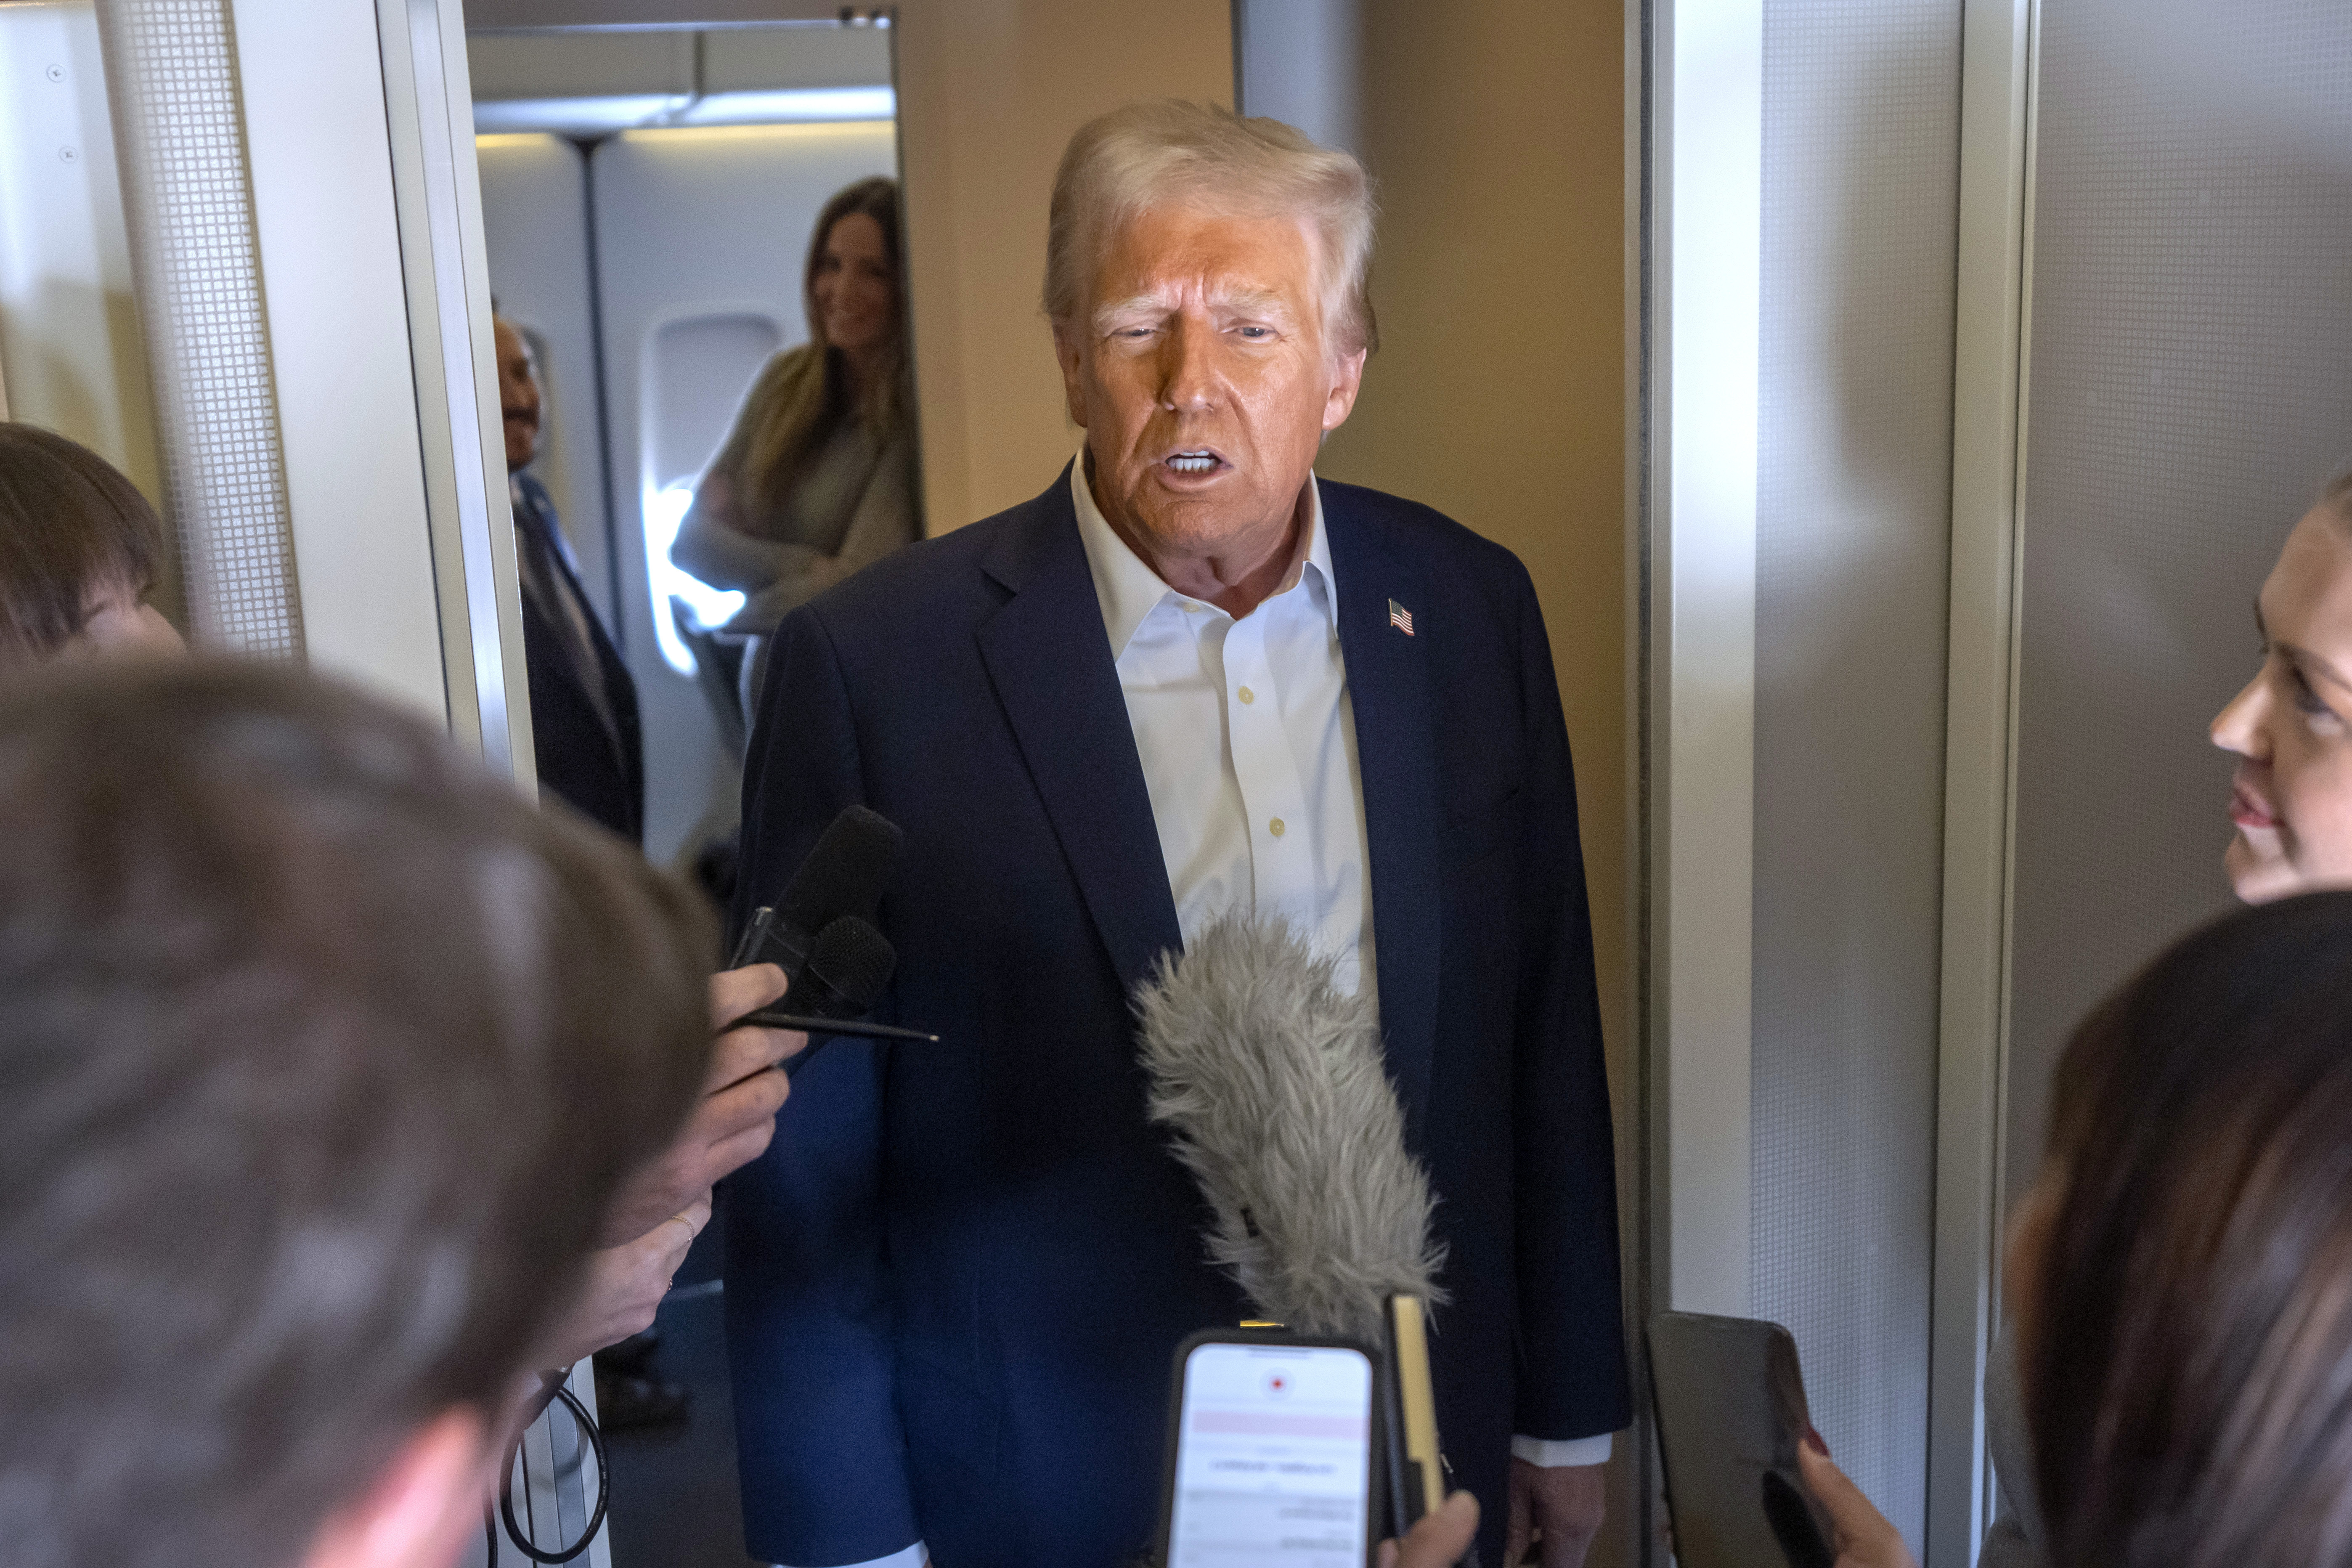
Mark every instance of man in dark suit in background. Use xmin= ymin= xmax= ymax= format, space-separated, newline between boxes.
xmin=726 ymin=102 xmax=1629 ymax=1568
xmin=496 ymin=315 xmax=688 ymax=1430
xmin=496 ymin=315 xmax=643 ymax=846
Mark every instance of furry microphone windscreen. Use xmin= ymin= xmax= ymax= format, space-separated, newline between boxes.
xmin=1135 ymin=913 xmax=1447 ymax=1345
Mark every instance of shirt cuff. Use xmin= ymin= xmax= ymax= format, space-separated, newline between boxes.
xmin=1512 ymin=1432 xmax=1614 ymax=1467
xmin=774 ymin=1545 xmax=924 ymax=1568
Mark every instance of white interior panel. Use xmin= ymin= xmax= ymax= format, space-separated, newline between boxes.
xmin=467 ymin=30 xmax=693 ymax=102
xmin=476 ymin=133 xmax=613 ymax=623
xmin=1658 ymin=0 xmax=1763 ymax=1323
xmin=1750 ymin=3 xmax=1961 ymax=1555
xmin=700 ymin=22 xmax=891 ymax=93
xmin=647 ymin=311 xmax=783 ymax=490
xmin=0 ymin=2 xmax=161 ymax=508
xmin=590 ymin=120 xmax=899 ymax=863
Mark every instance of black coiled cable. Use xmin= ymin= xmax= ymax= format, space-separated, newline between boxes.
xmin=484 ymin=1377 xmax=608 ymax=1564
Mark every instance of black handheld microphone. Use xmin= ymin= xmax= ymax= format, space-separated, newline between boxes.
xmin=724 ymin=915 xmax=927 ymax=1072
xmin=730 ymin=806 xmax=904 ymax=982
xmin=795 ymin=916 xmax=896 ymax=1019
xmin=780 ymin=917 xmax=902 ymax=1077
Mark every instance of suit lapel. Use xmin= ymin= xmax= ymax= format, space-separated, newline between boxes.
xmin=517 ymin=476 xmax=634 ymax=767
xmin=976 ymin=468 xmax=1184 ymax=994
xmin=1327 ymin=492 xmax=1442 ymax=1132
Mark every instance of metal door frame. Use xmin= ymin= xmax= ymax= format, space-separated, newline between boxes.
xmin=1925 ymin=0 xmax=2039 ymax=1560
xmin=1632 ymin=0 xmax=2042 ymax=1561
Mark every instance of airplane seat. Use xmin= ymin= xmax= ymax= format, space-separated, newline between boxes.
xmin=670 ymin=596 xmax=750 ymax=763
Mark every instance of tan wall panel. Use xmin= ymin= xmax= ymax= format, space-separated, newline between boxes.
xmin=1315 ymin=14 xmax=1631 ymax=1550
xmin=1320 ymin=0 xmax=1629 ymax=1141
xmin=891 ymin=0 xmax=1234 ymax=532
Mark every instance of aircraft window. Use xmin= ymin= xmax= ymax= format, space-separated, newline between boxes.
xmin=644 ymin=480 xmax=743 ymax=673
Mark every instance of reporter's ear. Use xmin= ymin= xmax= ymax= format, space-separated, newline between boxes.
xmin=301 ymin=1408 xmax=495 ymax=1568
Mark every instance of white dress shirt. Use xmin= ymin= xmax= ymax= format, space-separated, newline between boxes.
xmin=784 ymin=462 xmax=1600 ymax=1568
xmin=1072 ymin=462 xmax=1611 ymax=1480
xmin=1072 ymin=457 xmax=1378 ymax=998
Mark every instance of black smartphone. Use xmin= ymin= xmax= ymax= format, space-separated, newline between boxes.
xmin=1158 ymin=1329 xmax=1380 ymax=1568
xmin=1646 ymin=1311 xmax=1835 ymax=1568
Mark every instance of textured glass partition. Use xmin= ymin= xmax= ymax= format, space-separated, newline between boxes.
xmin=1751 ymin=1 xmax=1962 ymax=1552
xmin=2004 ymin=0 xmax=2352 ymax=1214
xmin=95 ymin=0 xmax=302 ymax=655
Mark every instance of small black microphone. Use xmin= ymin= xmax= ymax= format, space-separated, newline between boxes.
xmin=795 ymin=916 xmax=896 ymax=1021
xmin=780 ymin=916 xmax=902 ymax=1079
xmin=731 ymin=806 xmax=904 ymax=982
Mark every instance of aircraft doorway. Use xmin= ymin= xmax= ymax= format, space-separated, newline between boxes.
xmin=468 ymin=16 xmax=914 ymax=873
xmin=459 ymin=13 xmax=915 ymax=1565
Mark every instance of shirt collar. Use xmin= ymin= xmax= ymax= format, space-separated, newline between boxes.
xmin=1070 ymin=451 xmax=1339 ymax=659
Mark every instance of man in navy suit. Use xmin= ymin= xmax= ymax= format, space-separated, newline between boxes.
xmin=498 ymin=314 xmax=702 ymax=1432
xmin=496 ymin=315 xmax=644 ymax=846
xmin=726 ymin=103 xmax=1628 ymax=1568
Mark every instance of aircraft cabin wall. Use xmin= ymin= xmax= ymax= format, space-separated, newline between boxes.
xmin=1747 ymin=0 xmax=1961 ymax=1552
xmin=2003 ymin=0 xmax=2352 ymax=1271
xmin=0 ymin=1 xmax=164 ymax=599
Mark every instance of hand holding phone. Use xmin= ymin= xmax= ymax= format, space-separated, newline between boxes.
xmin=1794 ymin=1441 xmax=1918 ymax=1568
xmin=1646 ymin=1312 xmax=1835 ymax=1568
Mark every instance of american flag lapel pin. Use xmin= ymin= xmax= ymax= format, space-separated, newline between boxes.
xmin=1388 ymin=597 xmax=1415 ymax=636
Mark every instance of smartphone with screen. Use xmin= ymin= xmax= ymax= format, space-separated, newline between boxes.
xmin=1159 ymin=1329 xmax=1379 ymax=1568
xmin=1646 ymin=1312 xmax=1835 ymax=1568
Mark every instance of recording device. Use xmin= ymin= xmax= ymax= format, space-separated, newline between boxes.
xmin=727 ymin=911 xmax=916 ymax=1073
xmin=1382 ymin=1294 xmax=1444 ymax=1536
xmin=1135 ymin=916 xmax=1446 ymax=1347
xmin=1158 ymin=1329 xmax=1379 ymax=1568
xmin=790 ymin=915 xmax=894 ymax=1018
xmin=734 ymin=805 xmax=904 ymax=984
xmin=1141 ymin=922 xmax=1474 ymax=1564
xmin=725 ymin=808 xmax=922 ymax=1073
xmin=1647 ymin=1311 xmax=1835 ymax=1568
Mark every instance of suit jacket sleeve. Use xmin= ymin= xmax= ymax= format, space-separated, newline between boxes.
xmin=1506 ymin=561 xmax=1635 ymax=1442
xmin=724 ymin=604 xmax=923 ymax=1563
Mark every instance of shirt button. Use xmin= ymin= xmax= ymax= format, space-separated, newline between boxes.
xmin=1269 ymin=817 xmax=1286 ymax=838
xmin=1180 ymin=600 xmax=1203 ymax=613
xmin=1238 ymin=685 xmax=1255 ymax=705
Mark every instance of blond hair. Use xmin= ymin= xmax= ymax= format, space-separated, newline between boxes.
xmin=1044 ymin=101 xmax=1378 ymax=357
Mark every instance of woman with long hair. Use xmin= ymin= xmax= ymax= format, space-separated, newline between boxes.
xmin=671 ymin=175 xmax=921 ymax=639
xmin=1802 ymin=470 xmax=2352 ymax=1566
xmin=1806 ymin=892 xmax=2352 ymax=1568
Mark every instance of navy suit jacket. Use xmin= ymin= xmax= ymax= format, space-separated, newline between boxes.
xmin=725 ymin=468 xmax=1628 ymax=1567
xmin=513 ymin=472 xmax=642 ymax=844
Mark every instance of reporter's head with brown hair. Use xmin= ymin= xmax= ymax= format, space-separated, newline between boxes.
xmin=2013 ymin=891 xmax=2352 ymax=1567
xmin=1798 ymin=892 xmax=2352 ymax=1568
xmin=0 ymin=422 xmax=183 ymax=667
xmin=0 ymin=662 xmax=716 ymax=1568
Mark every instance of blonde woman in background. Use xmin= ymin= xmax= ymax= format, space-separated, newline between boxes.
xmin=672 ymin=176 xmax=921 ymax=642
